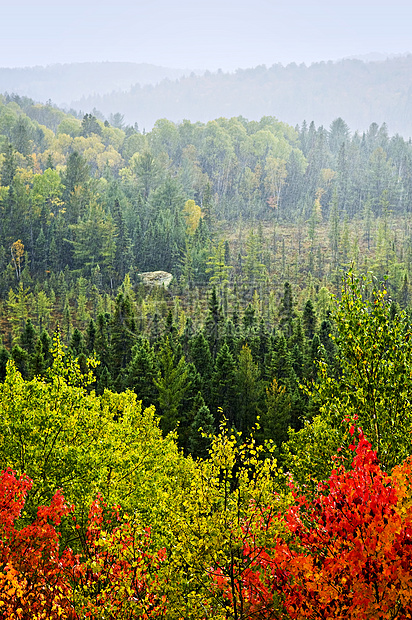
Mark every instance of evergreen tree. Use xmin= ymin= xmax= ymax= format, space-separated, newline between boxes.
xmin=328 ymin=188 xmax=340 ymax=268
xmin=95 ymin=313 xmax=110 ymax=365
xmin=153 ymin=337 xmax=192 ymax=436
xmin=20 ymin=318 xmax=38 ymax=356
xmin=211 ymin=342 xmax=237 ymax=426
xmin=109 ymin=293 xmax=136 ymax=377
xmin=258 ymin=378 xmax=291 ymax=448
xmin=204 ymin=286 xmax=223 ymax=360
xmin=29 ymin=338 xmax=46 ymax=378
xmin=81 ymin=113 xmax=102 ymax=137
xmin=188 ymin=404 xmax=215 ymax=459
xmin=235 ymin=344 xmax=263 ymax=432
xmin=11 ymin=344 xmax=29 ymax=379
xmin=0 ymin=346 xmax=10 ymax=381
xmin=0 ymin=143 xmax=17 ymax=187
xmin=86 ymin=319 xmax=96 ymax=354
xmin=279 ymin=282 xmax=295 ymax=338
xmin=112 ymin=199 xmax=134 ymax=283
xmin=189 ymin=331 xmax=213 ymax=402
xmin=70 ymin=328 xmax=85 ymax=357
xmin=95 ymin=364 xmax=113 ymax=394
xmin=62 ymin=151 xmax=90 ymax=223
xmin=318 ymin=319 xmax=338 ymax=370
xmin=302 ymin=299 xmax=318 ymax=341
xmin=39 ymin=329 xmax=53 ymax=369
xmin=34 ymin=227 xmax=48 ymax=274
xmin=124 ymin=337 xmax=158 ymax=408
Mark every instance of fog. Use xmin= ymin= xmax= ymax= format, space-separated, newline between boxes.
xmin=2 ymin=0 xmax=411 ymax=71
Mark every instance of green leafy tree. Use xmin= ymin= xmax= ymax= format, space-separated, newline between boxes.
xmin=0 ymin=336 xmax=192 ymax=543
xmin=285 ymin=272 xmax=412 ymax=486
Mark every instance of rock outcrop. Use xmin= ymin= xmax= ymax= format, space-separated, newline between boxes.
xmin=138 ymin=271 xmax=173 ymax=288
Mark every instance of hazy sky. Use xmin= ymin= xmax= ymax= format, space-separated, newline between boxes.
xmin=2 ymin=0 xmax=412 ymax=70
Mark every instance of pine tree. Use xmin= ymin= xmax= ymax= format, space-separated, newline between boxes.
xmin=20 ymin=318 xmax=38 ymax=356
xmin=70 ymin=328 xmax=85 ymax=357
xmin=39 ymin=329 xmax=53 ymax=369
xmin=95 ymin=313 xmax=110 ymax=364
xmin=109 ymin=293 xmax=136 ymax=376
xmin=95 ymin=364 xmax=113 ymax=394
xmin=11 ymin=344 xmax=29 ymax=378
xmin=34 ymin=227 xmax=48 ymax=274
xmin=112 ymin=199 xmax=134 ymax=283
xmin=268 ymin=331 xmax=294 ymax=384
xmin=29 ymin=338 xmax=46 ymax=378
xmin=0 ymin=346 xmax=10 ymax=381
xmin=86 ymin=319 xmax=96 ymax=354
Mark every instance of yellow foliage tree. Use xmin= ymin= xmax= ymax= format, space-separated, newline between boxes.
xmin=182 ymin=198 xmax=203 ymax=235
xmin=10 ymin=239 xmax=24 ymax=280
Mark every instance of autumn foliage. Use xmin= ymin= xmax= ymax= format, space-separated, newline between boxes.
xmin=216 ymin=426 xmax=412 ymax=619
xmin=0 ymin=471 xmax=165 ymax=620
xmin=0 ymin=468 xmax=77 ymax=619
xmin=4 ymin=426 xmax=412 ymax=619
xmin=74 ymin=495 xmax=167 ymax=619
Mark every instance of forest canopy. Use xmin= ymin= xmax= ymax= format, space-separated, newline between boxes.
xmin=2 ymin=75 xmax=412 ymax=618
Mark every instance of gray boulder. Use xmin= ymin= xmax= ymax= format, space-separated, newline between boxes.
xmin=138 ymin=271 xmax=173 ymax=288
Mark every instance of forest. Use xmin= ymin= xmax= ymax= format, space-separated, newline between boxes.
xmin=2 ymin=91 xmax=412 ymax=617
xmin=4 ymin=57 xmax=412 ymax=136
xmin=71 ymin=55 xmax=412 ymax=136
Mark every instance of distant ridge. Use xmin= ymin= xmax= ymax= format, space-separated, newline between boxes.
xmin=0 ymin=62 xmax=191 ymax=106
xmin=2 ymin=56 xmax=412 ymax=138
xmin=70 ymin=55 xmax=412 ymax=137
xmin=341 ymin=51 xmax=411 ymax=62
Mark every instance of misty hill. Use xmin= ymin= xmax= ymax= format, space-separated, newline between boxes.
xmin=72 ymin=56 xmax=412 ymax=137
xmin=0 ymin=62 xmax=190 ymax=106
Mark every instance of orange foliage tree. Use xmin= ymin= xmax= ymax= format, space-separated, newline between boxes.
xmin=73 ymin=495 xmax=167 ymax=619
xmin=0 ymin=468 xmax=78 ymax=619
xmin=0 ymin=470 xmax=166 ymax=619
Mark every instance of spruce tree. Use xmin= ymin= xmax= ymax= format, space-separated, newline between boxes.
xmin=188 ymin=404 xmax=215 ymax=459
xmin=211 ymin=342 xmax=237 ymax=427
xmin=189 ymin=331 xmax=213 ymax=401
xmin=302 ymin=299 xmax=318 ymax=341
xmin=204 ymin=286 xmax=222 ymax=360
xmin=279 ymin=282 xmax=295 ymax=338
xmin=153 ymin=337 xmax=192 ymax=436
xmin=235 ymin=344 xmax=263 ymax=432
xmin=124 ymin=337 xmax=158 ymax=408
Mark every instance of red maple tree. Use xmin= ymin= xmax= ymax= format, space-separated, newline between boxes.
xmin=216 ymin=427 xmax=412 ymax=619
